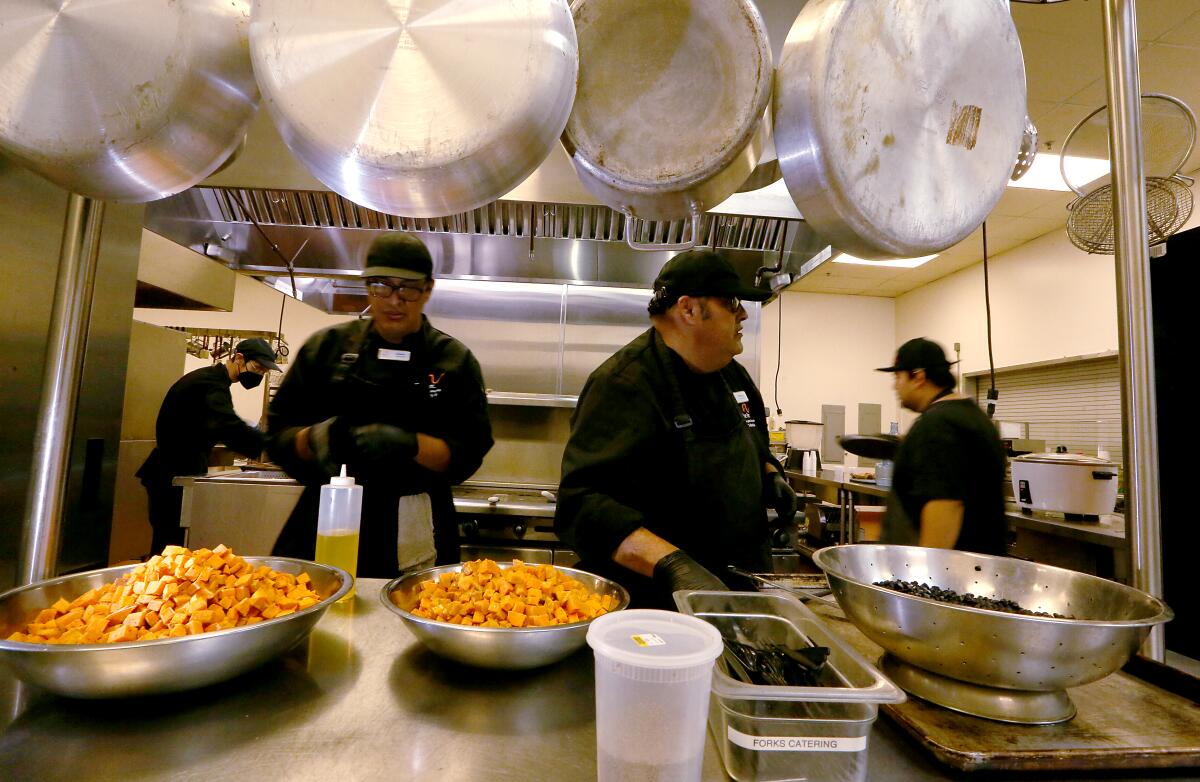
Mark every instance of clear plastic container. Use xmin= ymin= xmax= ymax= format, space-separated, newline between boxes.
xmin=586 ymin=609 xmax=724 ymax=782
xmin=674 ymin=591 xmax=905 ymax=782
xmin=315 ymin=465 xmax=362 ymax=601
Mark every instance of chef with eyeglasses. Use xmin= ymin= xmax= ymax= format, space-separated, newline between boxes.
xmin=555 ymin=250 xmax=796 ymax=608
xmin=267 ymin=233 xmax=493 ymax=578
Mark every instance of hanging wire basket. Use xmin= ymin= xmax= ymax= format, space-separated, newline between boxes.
xmin=1061 ymin=93 xmax=1196 ymax=255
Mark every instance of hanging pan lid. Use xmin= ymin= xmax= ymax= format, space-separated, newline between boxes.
xmin=564 ymin=0 xmax=772 ymax=195
xmin=773 ymin=0 xmax=1027 ymax=259
xmin=249 ymin=0 xmax=578 ymax=218
xmin=0 ymin=0 xmax=260 ymax=202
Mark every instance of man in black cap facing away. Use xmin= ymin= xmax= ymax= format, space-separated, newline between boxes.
xmin=137 ymin=338 xmax=280 ymax=554
xmin=878 ymin=337 xmax=1007 ymax=555
xmin=556 ymin=249 xmax=796 ymax=608
xmin=267 ymin=233 xmax=493 ymax=578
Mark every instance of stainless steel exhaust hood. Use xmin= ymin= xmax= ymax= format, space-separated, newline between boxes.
xmin=144 ymin=184 xmax=828 ymax=314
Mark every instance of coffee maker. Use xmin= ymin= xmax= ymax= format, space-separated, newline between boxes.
xmin=784 ymin=420 xmax=822 ymax=476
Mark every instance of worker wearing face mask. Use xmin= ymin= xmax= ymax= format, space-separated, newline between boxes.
xmin=136 ymin=338 xmax=279 ymax=555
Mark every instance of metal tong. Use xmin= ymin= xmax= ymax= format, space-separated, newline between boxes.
xmin=726 ymin=566 xmax=838 ymax=607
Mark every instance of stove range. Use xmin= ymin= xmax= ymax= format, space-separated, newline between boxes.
xmin=451 ymin=482 xmax=576 ymax=566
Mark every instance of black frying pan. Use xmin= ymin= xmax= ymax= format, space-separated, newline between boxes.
xmin=837 ymin=434 xmax=900 ymax=460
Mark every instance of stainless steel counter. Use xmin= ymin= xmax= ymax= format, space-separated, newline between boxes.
xmin=786 ymin=470 xmax=1128 ymax=550
xmin=174 ymin=470 xmax=304 ymax=555
xmin=0 ymin=579 xmax=1188 ymax=782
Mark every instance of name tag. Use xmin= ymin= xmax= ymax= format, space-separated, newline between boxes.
xmin=732 ymin=390 xmax=749 ymax=403
xmin=378 ymin=348 xmax=411 ymax=362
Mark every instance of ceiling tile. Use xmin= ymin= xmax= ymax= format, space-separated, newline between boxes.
xmin=1159 ymin=10 xmax=1200 ymax=47
xmin=1019 ymin=28 xmax=1108 ymax=104
xmin=990 ymin=188 xmax=1042 ymax=217
xmin=1137 ymin=1 xmax=1200 ymax=42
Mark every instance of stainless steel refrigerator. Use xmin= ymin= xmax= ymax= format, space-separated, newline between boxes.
xmin=0 ymin=156 xmax=143 ymax=591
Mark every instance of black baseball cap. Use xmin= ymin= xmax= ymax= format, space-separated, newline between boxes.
xmin=235 ymin=338 xmax=281 ymax=371
xmin=362 ymin=233 xmax=433 ymax=280
xmin=651 ymin=249 xmax=770 ymax=306
xmin=876 ymin=337 xmax=958 ymax=373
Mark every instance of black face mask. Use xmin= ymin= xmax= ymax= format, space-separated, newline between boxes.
xmin=239 ymin=371 xmax=263 ymax=390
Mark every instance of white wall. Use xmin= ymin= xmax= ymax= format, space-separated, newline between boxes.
xmin=136 ymin=275 xmax=350 ymax=423
xmin=759 ymin=292 xmax=898 ymax=464
xmin=895 ymin=232 xmax=1119 ymax=378
xmin=895 ymin=176 xmax=1200 ymax=379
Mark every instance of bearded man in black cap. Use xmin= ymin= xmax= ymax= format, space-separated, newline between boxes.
xmin=878 ymin=337 xmax=1007 ymax=555
xmin=555 ymin=249 xmax=796 ymax=608
xmin=137 ymin=337 xmax=280 ymax=555
xmin=267 ymin=233 xmax=493 ymax=578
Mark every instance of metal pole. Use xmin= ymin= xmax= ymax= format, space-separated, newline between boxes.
xmin=1101 ymin=0 xmax=1165 ymax=659
xmin=18 ymin=194 xmax=106 ymax=586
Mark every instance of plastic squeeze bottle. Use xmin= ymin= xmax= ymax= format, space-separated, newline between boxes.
xmin=314 ymin=465 xmax=362 ymax=601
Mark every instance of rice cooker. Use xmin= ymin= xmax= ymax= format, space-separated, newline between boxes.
xmin=1011 ymin=452 xmax=1119 ymax=517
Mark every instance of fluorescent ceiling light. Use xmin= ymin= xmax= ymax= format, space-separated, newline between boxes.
xmin=833 ymin=252 xmax=938 ymax=269
xmin=1007 ymin=154 xmax=1109 ymax=192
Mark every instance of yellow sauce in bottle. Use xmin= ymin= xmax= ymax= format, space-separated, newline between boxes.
xmin=315 ymin=530 xmax=359 ymax=601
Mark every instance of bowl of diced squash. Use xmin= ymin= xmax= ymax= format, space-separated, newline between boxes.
xmin=381 ymin=559 xmax=630 ymax=670
xmin=0 ymin=545 xmax=351 ymax=698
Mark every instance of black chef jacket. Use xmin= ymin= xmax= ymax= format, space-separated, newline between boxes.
xmin=556 ymin=328 xmax=779 ymax=606
xmin=267 ymin=316 xmax=493 ymax=578
xmin=884 ymin=398 xmax=1008 ymax=555
xmin=136 ymin=364 xmax=266 ymax=551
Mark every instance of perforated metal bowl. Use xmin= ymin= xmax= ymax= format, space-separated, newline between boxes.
xmin=812 ymin=545 xmax=1172 ymax=693
xmin=381 ymin=563 xmax=629 ymax=670
xmin=0 ymin=558 xmax=351 ymax=698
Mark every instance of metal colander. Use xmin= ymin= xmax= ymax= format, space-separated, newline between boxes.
xmin=1060 ymin=93 xmax=1196 ymax=254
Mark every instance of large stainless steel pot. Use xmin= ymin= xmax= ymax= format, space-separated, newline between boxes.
xmin=250 ymin=0 xmax=577 ymax=218
xmin=0 ymin=0 xmax=259 ymax=203
xmin=562 ymin=0 xmax=773 ymax=248
xmin=814 ymin=545 xmax=1173 ymax=723
xmin=774 ymin=0 xmax=1027 ymax=260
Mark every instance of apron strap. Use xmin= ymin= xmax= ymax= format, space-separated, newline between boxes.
xmin=330 ymin=318 xmax=374 ymax=387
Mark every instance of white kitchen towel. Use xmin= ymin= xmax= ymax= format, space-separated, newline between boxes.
xmin=396 ymin=493 xmax=436 ymax=573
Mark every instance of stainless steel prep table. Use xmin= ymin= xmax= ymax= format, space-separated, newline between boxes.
xmin=0 ymin=579 xmax=1190 ymax=782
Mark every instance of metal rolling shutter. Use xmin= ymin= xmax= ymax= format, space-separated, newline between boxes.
xmin=971 ymin=355 xmax=1122 ymax=465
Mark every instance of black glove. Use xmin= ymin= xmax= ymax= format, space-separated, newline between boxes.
xmin=652 ymin=550 xmax=727 ymax=599
xmin=765 ymin=471 xmax=797 ymax=525
xmin=306 ymin=417 xmax=343 ymax=475
xmin=351 ymin=423 xmax=418 ymax=463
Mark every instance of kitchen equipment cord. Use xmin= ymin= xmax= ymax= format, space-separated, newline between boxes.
xmin=773 ymin=294 xmax=783 ymax=417
xmin=983 ymin=222 xmax=998 ymax=417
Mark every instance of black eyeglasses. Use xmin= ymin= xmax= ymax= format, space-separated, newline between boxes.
xmin=366 ymin=280 xmax=428 ymax=302
xmin=716 ymin=296 xmax=742 ymax=313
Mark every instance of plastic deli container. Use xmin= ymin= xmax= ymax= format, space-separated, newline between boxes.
xmin=586 ymin=609 xmax=724 ymax=782
xmin=673 ymin=591 xmax=905 ymax=782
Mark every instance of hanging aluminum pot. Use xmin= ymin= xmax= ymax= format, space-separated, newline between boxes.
xmin=249 ymin=0 xmax=578 ymax=218
xmin=774 ymin=0 xmax=1027 ymax=259
xmin=562 ymin=0 xmax=773 ymax=250
xmin=0 ymin=0 xmax=259 ymax=203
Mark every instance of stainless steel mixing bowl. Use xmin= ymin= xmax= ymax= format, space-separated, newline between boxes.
xmin=381 ymin=563 xmax=629 ymax=670
xmin=812 ymin=545 xmax=1172 ymax=693
xmin=0 ymin=557 xmax=351 ymax=698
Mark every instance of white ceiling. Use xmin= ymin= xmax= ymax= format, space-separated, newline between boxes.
xmin=790 ymin=0 xmax=1200 ymax=297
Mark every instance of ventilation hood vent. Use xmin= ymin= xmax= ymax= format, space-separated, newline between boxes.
xmin=144 ymin=186 xmax=830 ymax=314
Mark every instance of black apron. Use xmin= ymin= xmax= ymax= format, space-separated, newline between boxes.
xmin=584 ymin=336 xmax=768 ymax=608
xmin=273 ymin=321 xmax=457 ymax=578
